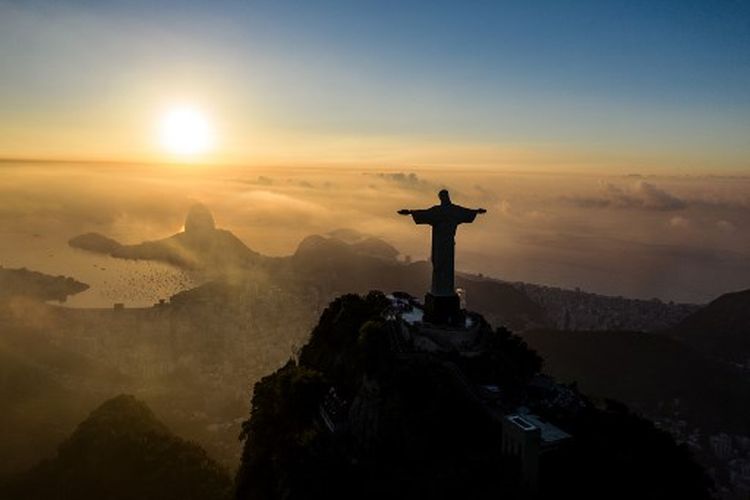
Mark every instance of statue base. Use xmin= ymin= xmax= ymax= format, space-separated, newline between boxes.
xmin=424 ymin=293 xmax=464 ymax=326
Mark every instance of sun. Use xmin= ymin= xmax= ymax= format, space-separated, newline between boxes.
xmin=158 ymin=106 xmax=216 ymax=157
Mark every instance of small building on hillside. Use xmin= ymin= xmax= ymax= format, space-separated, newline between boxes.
xmin=502 ymin=413 xmax=571 ymax=497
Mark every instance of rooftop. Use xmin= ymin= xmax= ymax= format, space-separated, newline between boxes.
xmin=506 ymin=413 xmax=572 ymax=443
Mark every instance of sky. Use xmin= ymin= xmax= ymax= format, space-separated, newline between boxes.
xmin=1 ymin=1 xmax=749 ymax=304
xmin=1 ymin=0 xmax=749 ymax=172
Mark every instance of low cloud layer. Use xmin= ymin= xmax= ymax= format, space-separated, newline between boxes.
xmin=369 ymin=172 xmax=450 ymax=194
xmin=0 ymin=163 xmax=748 ymax=304
xmin=563 ymin=181 xmax=687 ymax=211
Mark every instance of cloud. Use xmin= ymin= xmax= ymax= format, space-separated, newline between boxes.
xmin=716 ymin=220 xmax=736 ymax=232
xmin=498 ymin=200 xmax=518 ymax=218
xmin=496 ymin=200 xmax=549 ymax=222
xmin=563 ymin=181 xmax=687 ymax=211
xmin=473 ymin=184 xmax=499 ymax=203
xmin=244 ymin=175 xmax=274 ymax=186
xmin=634 ymin=182 xmax=687 ymax=210
xmin=2 ymin=165 xmax=748 ymax=304
xmin=233 ymin=190 xmax=330 ymax=225
xmin=685 ymin=193 xmax=750 ymax=212
xmin=0 ymin=168 xmax=189 ymax=238
xmin=669 ymin=216 xmax=691 ymax=229
xmin=370 ymin=172 xmax=448 ymax=193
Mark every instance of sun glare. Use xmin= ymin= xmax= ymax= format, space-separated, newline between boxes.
xmin=158 ymin=106 xmax=215 ymax=157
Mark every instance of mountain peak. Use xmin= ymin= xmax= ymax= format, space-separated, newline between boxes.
xmin=236 ymin=292 xmax=711 ymax=500
xmin=4 ymin=394 xmax=232 ymax=500
xmin=185 ymin=203 xmax=216 ymax=235
xmin=672 ymin=288 xmax=750 ymax=364
xmin=66 ymin=394 xmax=168 ymax=442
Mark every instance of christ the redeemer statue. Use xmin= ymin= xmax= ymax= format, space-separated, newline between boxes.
xmin=399 ymin=189 xmax=486 ymax=324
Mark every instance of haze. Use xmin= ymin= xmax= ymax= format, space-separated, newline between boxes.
xmin=0 ymin=162 xmax=747 ymax=304
xmin=3 ymin=2 xmax=750 ymax=497
xmin=1 ymin=1 xmax=749 ymax=304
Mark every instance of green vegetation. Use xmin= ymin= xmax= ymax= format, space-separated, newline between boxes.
xmin=235 ymin=293 xmax=711 ymax=500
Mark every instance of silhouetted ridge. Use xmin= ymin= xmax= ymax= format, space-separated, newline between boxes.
xmin=293 ymin=234 xmax=353 ymax=260
xmin=68 ymin=204 xmax=261 ymax=271
xmin=326 ymin=227 xmax=366 ymax=242
xmin=0 ymin=267 xmax=88 ymax=302
xmin=2 ymin=395 xmax=232 ymax=500
xmin=350 ymin=237 xmax=399 ymax=260
xmin=457 ymin=275 xmax=548 ymax=331
xmin=293 ymin=233 xmax=398 ymax=261
xmin=0 ymin=319 xmax=127 ymax=477
xmin=67 ymin=205 xmax=696 ymax=333
xmin=521 ymin=329 xmax=750 ymax=435
xmin=65 ymin=395 xmax=168 ymax=441
xmin=185 ymin=203 xmax=216 ymax=235
xmin=670 ymin=288 xmax=750 ymax=364
xmin=235 ymin=292 xmax=710 ymax=500
xmin=68 ymin=232 xmax=123 ymax=254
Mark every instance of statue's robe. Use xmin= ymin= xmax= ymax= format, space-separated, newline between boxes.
xmin=409 ymin=204 xmax=478 ymax=297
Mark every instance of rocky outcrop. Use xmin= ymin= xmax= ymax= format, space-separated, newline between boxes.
xmin=184 ymin=203 xmax=216 ymax=236
xmin=236 ymin=292 xmax=711 ymax=500
xmin=68 ymin=204 xmax=261 ymax=271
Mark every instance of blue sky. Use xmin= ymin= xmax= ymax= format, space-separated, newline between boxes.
xmin=1 ymin=0 xmax=748 ymax=168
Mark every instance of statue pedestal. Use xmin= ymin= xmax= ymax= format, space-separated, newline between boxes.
xmin=424 ymin=293 xmax=464 ymax=326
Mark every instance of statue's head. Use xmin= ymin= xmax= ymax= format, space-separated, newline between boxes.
xmin=438 ymin=189 xmax=451 ymax=205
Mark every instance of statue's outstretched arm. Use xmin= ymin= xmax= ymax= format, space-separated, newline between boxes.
xmin=475 ymin=208 xmax=487 ymax=214
xmin=397 ymin=209 xmax=412 ymax=215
